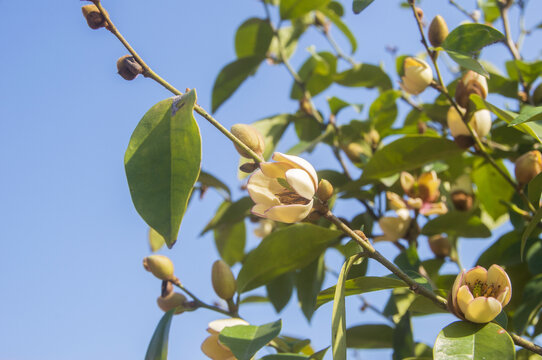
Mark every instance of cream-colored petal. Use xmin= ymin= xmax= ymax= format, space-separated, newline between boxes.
xmin=487 ymin=264 xmax=512 ymax=306
xmin=272 ymin=152 xmax=318 ymax=190
xmin=464 ymin=297 xmax=502 ymax=323
xmin=387 ymin=192 xmax=407 ymax=210
xmin=456 ymin=284 xmax=474 ymax=316
xmin=407 ymin=197 xmax=423 ymax=210
xmin=260 ymin=161 xmax=294 ymax=179
xmin=400 ymin=172 xmax=416 ymax=193
xmin=264 ymin=201 xmax=313 ymax=223
xmin=285 ymin=168 xmax=316 ymax=199
xmin=247 ymin=170 xmax=281 ymax=207
xmin=451 ymin=271 xmax=465 ymax=309
xmin=464 ymin=266 xmax=488 ymax=286
xmin=201 ymin=334 xmax=234 ymax=360
xmin=208 ymin=318 xmax=249 ymax=334
xmin=395 ymin=208 xmax=411 ymax=221
xmin=447 ymin=106 xmax=470 ymax=137
xmin=472 ymin=109 xmax=492 ymax=138
xmin=378 ymin=215 xmax=410 ymax=241
xmin=420 ymin=202 xmax=448 ymax=216
xmin=251 ymin=204 xmax=273 ymax=218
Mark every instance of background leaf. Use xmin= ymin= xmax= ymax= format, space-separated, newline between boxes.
xmin=513 ymin=274 xmax=542 ymax=335
xmin=442 ymin=24 xmax=504 ymax=54
xmin=214 ymin=220 xmax=246 ymax=266
xmin=472 ymin=158 xmax=514 ymax=220
xmin=352 ymin=0 xmax=375 ymax=14
xmin=422 ymin=211 xmax=491 ymax=238
xmin=346 ymin=324 xmax=394 ymax=348
xmin=219 ymin=320 xmax=282 ymax=360
xmin=235 ymin=18 xmax=274 ymax=58
xmin=144 ymin=310 xmax=174 ymax=360
xmin=296 ymin=254 xmax=326 ymax=321
xmin=335 ymin=63 xmax=392 ymax=91
xmin=267 ymin=272 xmax=295 ymax=313
xmin=280 ymin=0 xmax=330 ymax=19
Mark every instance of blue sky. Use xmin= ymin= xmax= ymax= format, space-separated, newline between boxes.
xmin=1 ymin=1 xmax=541 ymax=359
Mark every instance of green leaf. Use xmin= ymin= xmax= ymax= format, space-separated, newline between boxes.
xmin=320 ymin=8 xmax=357 ymax=53
xmin=383 ymin=288 xmax=417 ymax=324
xmin=280 ymin=0 xmax=330 ymax=19
xmin=214 ymin=220 xmax=246 ymax=266
xmin=445 ymin=49 xmax=489 ymax=78
xmin=506 ymin=60 xmax=542 ymax=85
xmin=144 ymin=310 xmax=174 ymax=360
xmin=478 ymin=0 xmax=500 ymax=23
xmin=261 ymin=355 xmax=310 ymax=360
xmin=125 ymin=91 xmax=201 ymax=248
xmin=393 ymin=312 xmax=415 ymax=360
xmin=310 ymin=347 xmax=329 ymax=359
xmin=148 ymin=227 xmax=165 ymax=252
xmin=472 ymin=158 xmax=514 ymax=220
xmin=476 ymin=230 xmax=523 ymax=268
xmin=514 ymin=275 xmax=542 ymax=335
xmin=352 ymin=0 xmax=375 ymax=14
xmin=509 ymin=106 xmax=542 ymax=126
xmin=361 ymin=136 xmax=463 ymax=180
xmin=296 ymin=254 xmax=326 ymax=321
xmin=287 ymin=124 xmax=334 ymax=155
xmin=198 ymin=171 xmax=231 ymax=200
xmin=269 ymin=22 xmax=307 ymax=61
xmin=235 ymin=18 xmax=274 ymax=58
xmin=219 ymin=320 xmax=282 ymax=360
xmin=332 ymin=256 xmax=359 ymax=360
xmin=369 ymin=90 xmax=400 ymax=134
xmin=316 ymin=276 xmax=408 ymax=308
xmin=212 ymin=56 xmax=263 ymax=112
xmin=422 ymin=211 xmax=491 ymax=238
xmin=486 ymin=72 xmax=518 ymax=98
xmin=335 ymin=63 xmax=393 ymax=91
xmin=346 ymin=324 xmax=394 ymax=348
xmin=237 ymin=224 xmax=341 ymax=292
xmin=202 ymin=197 xmax=253 ymax=234
xmin=442 ymin=24 xmax=504 ymax=55
xmin=521 ymin=206 xmax=542 ymax=260
xmin=267 ymin=272 xmax=295 ymax=313
xmin=326 ymin=96 xmax=363 ymax=115
xmin=434 ymin=321 xmax=515 ymax=360
xmin=528 ymin=172 xmax=542 ymax=207
xmin=291 ymin=52 xmax=337 ymax=100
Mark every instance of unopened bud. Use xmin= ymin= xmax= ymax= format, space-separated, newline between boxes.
xmin=455 ymin=71 xmax=488 ymax=109
xmin=211 ymin=260 xmax=237 ymax=300
xmin=143 ymin=255 xmax=175 ymax=281
xmin=428 ymin=15 xmax=449 ymax=47
xmin=428 ymin=235 xmax=451 ymax=258
xmin=515 ymin=150 xmax=542 ymax=185
xmin=399 ymin=57 xmax=433 ymax=95
xmin=157 ymin=292 xmax=188 ymax=314
xmin=316 ymin=179 xmax=334 ymax=202
xmin=451 ymin=190 xmax=474 ymax=211
xmin=117 ymin=55 xmax=143 ymax=81
xmin=231 ymin=124 xmax=265 ymax=158
xmin=533 ymin=84 xmax=542 ymax=106
xmin=471 ymin=10 xmax=481 ymax=22
xmin=81 ymin=4 xmax=108 ymax=30
xmin=305 ymin=210 xmax=322 ymax=222
xmin=447 ymin=106 xmax=491 ymax=140
xmin=366 ymin=129 xmax=380 ymax=150
xmin=239 ymin=162 xmax=259 ymax=173
xmin=417 ymin=120 xmax=427 ymax=134
xmin=342 ymin=142 xmax=366 ymax=163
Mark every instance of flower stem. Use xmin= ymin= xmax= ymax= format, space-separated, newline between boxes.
xmin=174 ymin=282 xmax=238 ymax=318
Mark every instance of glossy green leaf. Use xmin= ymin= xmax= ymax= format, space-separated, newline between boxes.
xmin=267 ymin=272 xmax=295 ymax=313
xmin=521 ymin=206 xmax=542 ymax=260
xmin=214 ymin=220 xmax=246 ymax=266
xmin=361 ymin=136 xmax=463 ymax=180
xmin=125 ymin=91 xmax=201 ymax=248
xmin=393 ymin=312 xmax=415 ymax=360
xmin=296 ymin=254 xmax=325 ymax=321
xmin=472 ymin=158 xmax=514 ymax=220
xmin=320 ymin=8 xmax=357 ymax=53
xmin=352 ymin=0 xmax=375 ymax=14
xmin=422 ymin=211 xmax=491 ymax=238
xmin=514 ymin=275 xmax=542 ymax=335
xmin=202 ymin=197 xmax=253 ymax=234
xmin=332 ymin=256 xmax=358 ymax=360
xmin=434 ymin=321 xmax=514 ymax=360
xmin=445 ymin=49 xmax=489 ymax=78
xmin=219 ymin=320 xmax=282 ymax=360
xmin=148 ymin=228 xmax=165 ymax=252
xmin=442 ymin=24 xmax=504 ymax=55
xmin=235 ymin=18 xmax=274 ymax=58
xmin=369 ymin=90 xmax=400 ymax=134
xmin=212 ymin=56 xmax=263 ymax=112
xmin=291 ymin=52 xmax=337 ymax=100
xmin=528 ymin=172 xmax=542 ymax=207
xmin=335 ymin=63 xmax=392 ymax=91
xmin=346 ymin=324 xmax=394 ymax=348
xmin=237 ymin=224 xmax=341 ymax=292
xmin=198 ymin=171 xmax=231 ymax=200
xmin=280 ymin=0 xmax=330 ymax=19
xmin=509 ymin=106 xmax=542 ymax=126
xmin=144 ymin=310 xmax=174 ymax=360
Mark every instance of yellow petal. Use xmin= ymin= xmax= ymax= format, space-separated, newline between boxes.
xmin=260 ymin=161 xmax=293 ymax=179
xmin=247 ymin=170 xmax=281 ymax=207
xmin=285 ymin=168 xmax=316 ymax=199
xmin=386 ymin=191 xmax=407 ymax=210
xmin=272 ymin=152 xmax=318 ymax=191
xmin=378 ymin=215 xmax=410 ymax=242
xmin=420 ymin=202 xmax=448 ymax=216
xmin=251 ymin=204 xmax=273 ymax=218
xmin=487 ymin=264 xmax=512 ymax=306
xmin=451 ymin=270 xmax=466 ymax=309
xmin=400 ymin=172 xmax=416 ymax=194
xmin=464 ymin=296 xmax=502 ymax=323
xmin=264 ymin=201 xmax=313 ymax=223
xmin=456 ymin=284 xmax=474 ymax=316
xmin=418 ymin=170 xmax=441 ymax=202
xmin=464 ymin=266 xmax=488 ymax=286
xmin=201 ymin=334 xmax=234 ymax=360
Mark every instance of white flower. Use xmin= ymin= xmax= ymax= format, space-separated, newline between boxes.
xmin=400 ymin=57 xmax=433 ymax=95
xmin=201 ymin=318 xmax=249 ymax=360
xmin=247 ymin=152 xmax=318 ymax=223
xmin=447 ymin=106 xmax=492 ymax=138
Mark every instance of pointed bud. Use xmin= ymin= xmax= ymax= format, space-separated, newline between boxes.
xmin=116 ymin=55 xmax=143 ymax=81
xmin=428 ymin=15 xmax=449 ymax=47
xmin=533 ymin=83 xmax=542 ymax=106
xmin=400 ymin=57 xmax=433 ymax=95
xmin=231 ymin=124 xmax=265 ymax=158
xmin=515 ymin=150 xmax=542 ymax=185
xmin=455 ymin=71 xmax=488 ymax=109
xmin=211 ymin=260 xmax=237 ymax=301
xmin=157 ymin=292 xmax=188 ymax=314
xmin=451 ymin=190 xmax=474 ymax=211
xmin=428 ymin=235 xmax=451 ymax=258
xmin=143 ymin=255 xmax=175 ymax=281
xmin=316 ymin=179 xmax=334 ymax=202
xmin=81 ymin=4 xmax=108 ymax=30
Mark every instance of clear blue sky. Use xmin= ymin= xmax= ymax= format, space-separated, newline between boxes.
xmin=1 ymin=1 xmax=541 ymax=359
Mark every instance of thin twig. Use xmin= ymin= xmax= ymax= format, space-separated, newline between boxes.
xmin=448 ymin=0 xmax=478 ymax=22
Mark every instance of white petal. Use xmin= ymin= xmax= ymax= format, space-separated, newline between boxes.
xmin=378 ymin=216 xmax=410 ymax=241
xmin=272 ymin=152 xmax=318 ymax=191
xmin=285 ymin=168 xmax=315 ymax=199
xmin=208 ymin=318 xmax=249 ymax=334
xmin=251 ymin=204 xmax=273 ymax=217
xmin=464 ymin=297 xmax=502 ymax=323
xmin=264 ymin=201 xmax=313 ymax=223
xmin=247 ymin=170 xmax=281 ymax=207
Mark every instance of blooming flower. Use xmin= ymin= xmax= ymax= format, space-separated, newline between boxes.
xmin=400 ymin=171 xmax=448 ymax=216
xmin=201 ymin=318 xmax=249 ymax=360
xmin=247 ymin=152 xmax=318 ymax=223
xmin=451 ymin=265 xmax=512 ymax=323
xmin=400 ymin=57 xmax=433 ymax=95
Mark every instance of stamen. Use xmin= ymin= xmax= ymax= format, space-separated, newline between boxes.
xmin=276 ymin=190 xmax=310 ymax=205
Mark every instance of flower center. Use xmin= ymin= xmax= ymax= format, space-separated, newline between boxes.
xmin=469 ymin=280 xmax=500 ymax=298
xmin=276 ymin=190 xmax=311 ymax=205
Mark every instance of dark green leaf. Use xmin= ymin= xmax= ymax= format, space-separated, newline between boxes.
xmin=476 ymin=230 xmax=524 ymax=268
xmin=267 ymin=272 xmax=295 ymax=313
xmin=528 ymin=172 xmax=542 ymax=207
xmin=214 ymin=220 xmax=246 ymax=266
xmin=291 ymin=52 xmax=337 ymax=99
xmin=472 ymin=158 xmax=514 ymax=220
xmin=513 ymin=275 xmax=542 ymax=335
xmin=445 ymin=50 xmax=489 ymax=78
xmin=527 ymin=241 xmax=542 ymax=275
xmin=125 ymin=91 xmax=201 ymax=247
xmin=296 ymin=254 xmax=325 ymax=321
xmin=327 ymin=1 xmax=344 ymax=16
xmin=202 ymin=197 xmax=253 ymax=234
xmin=486 ymin=72 xmax=518 ymax=99
xmin=235 ymin=18 xmax=274 ymax=58
xmin=442 ymin=24 xmax=504 ymax=55
xmin=393 ymin=312 xmax=415 ymax=360
xmin=198 ymin=171 xmax=231 ymax=199
xmin=280 ymin=0 xmax=330 ymax=19
xmin=352 ymin=0 xmax=375 ymax=14
xmin=346 ymin=324 xmax=394 ymax=348
xmin=320 ymin=8 xmax=357 ymax=53
xmin=310 ymin=347 xmax=329 ymax=360
xmin=521 ymin=206 xmax=542 ymax=260
xmin=220 ymin=320 xmax=282 ymax=360
xmin=326 ymin=96 xmax=362 ymax=115
xmin=335 ymin=63 xmax=392 ymax=91
xmin=369 ymin=90 xmax=400 ymax=134
xmin=422 ymin=211 xmax=491 ymax=238
xmin=145 ymin=310 xmax=174 ymax=360
xmin=237 ymin=224 xmax=341 ymax=292
xmin=508 ymin=106 xmax=542 ymax=126
xmin=212 ymin=56 xmax=263 ymax=112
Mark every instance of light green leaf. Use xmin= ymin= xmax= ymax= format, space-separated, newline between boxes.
xmin=326 ymin=96 xmax=363 ymax=115
xmin=212 ymin=56 xmax=263 ymax=112
xmin=528 ymin=172 xmax=542 ymax=207
xmin=442 ymin=23 xmax=504 ymax=55
xmin=202 ymin=197 xmax=253 ymax=234
xmin=434 ymin=321 xmax=515 ymax=360
xmin=508 ymin=106 xmax=542 ymax=126
xmin=352 ymin=0 xmax=375 ymax=14
xmin=393 ymin=312 xmax=415 ymax=360
xmin=506 ymin=60 xmax=542 ymax=85
xmin=335 ymin=63 xmax=392 ymax=91
xmin=269 ymin=21 xmax=307 ymax=61
xmin=369 ymin=90 xmax=400 ymax=134
xmin=125 ymin=91 xmax=201 ymax=247
xmin=422 ymin=211 xmax=491 ymax=238
xmin=478 ymin=0 xmax=500 ymax=23
xmin=296 ymin=254 xmax=326 ymax=321
xmin=320 ymin=8 xmax=357 ymax=53
xmin=521 ymin=206 xmax=542 ymax=260
xmin=148 ymin=227 xmax=165 ymax=252
xmin=513 ymin=275 xmax=542 ymax=335
xmin=144 ymin=310 xmax=174 ymax=360
xmin=445 ymin=49 xmax=489 ymax=78
xmin=287 ymin=124 xmax=334 ymax=155
xmin=346 ymin=324 xmax=394 ymax=348
xmin=214 ymin=220 xmax=246 ymax=266
xmin=280 ymin=0 xmax=330 ymax=19
xmin=267 ymin=272 xmax=295 ymax=313
xmin=235 ymin=18 xmax=274 ymax=58
xmin=291 ymin=52 xmax=337 ymax=100
xmin=237 ymin=224 xmax=341 ymax=292
xmin=220 ymin=320 xmax=282 ymax=360
xmin=472 ymin=158 xmax=514 ymax=220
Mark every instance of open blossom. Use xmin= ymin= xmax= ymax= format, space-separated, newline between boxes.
xmin=400 ymin=171 xmax=447 ymax=216
xmin=400 ymin=57 xmax=433 ymax=95
xmin=247 ymin=152 xmax=318 ymax=223
xmin=201 ymin=318 xmax=249 ymax=360
xmin=451 ymin=265 xmax=512 ymax=323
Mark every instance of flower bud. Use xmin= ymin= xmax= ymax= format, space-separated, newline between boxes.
xmin=532 ymin=83 xmax=542 ymax=106
xmin=455 ymin=71 xmax=488 ymax=109
xmin=157 ymin=292 xmax=188 ymax=314
xmin=428 ymin=15 xmax=449 ymax=47
xmin=515 ymin=150 xmax=542 ymax=185
xmin=428 ymin=235 xmax=451 ymax=258
xmin=399 ymin=57 xmax=433 ymax=95
xmin=211 ymin=260 xmax=236 ymax=301
xmin=366 ymin=129 xmax=380 ymax=150
xmin=451 ymin=190 xmax=474 ymax=211
xmin=447 ymin=106 xmax=491 ymax=139
xmin=342 ymin=142 xmax=366 ymax=163
xmin=471 ymin=10 xmax=481 ymax=22
xmin=231 ymin=124 xmax=265 ymax=158
xmin=116 ymin=55 xmax=143 ymax=81
xmin=143 ymin=255 xmax=175 ymax=281
xmin=299 ymin=96 xmax=313 ymax=116
xmin=316 ymin=179 xmax=334 ymax=202
xmin=81 ymin=4 xmax=108 ymax=30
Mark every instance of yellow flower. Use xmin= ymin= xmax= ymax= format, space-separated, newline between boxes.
xmin=400 ymin=171 xmax=441 ymax=203
xmin=247 ymin=152 xmax=318 ymax=223
xmin=400 ymin=57 xmax=433 ymax=95
xmin=451 ymin=265 xmax=512 ymax=323
xmin=201 ymin=318 xmax=249 ymax=360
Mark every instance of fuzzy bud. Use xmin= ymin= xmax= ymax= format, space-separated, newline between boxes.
xmin=428 ymin=235 xmax=451 ymax=258
xmin=399 ymin=57 xmax=433 ymax=95
xmin=455 ymin=71 xmax=488 ymax=109
xmin=447 ymin=106 xmax=492 ymax=140
xmin=211 ymin=260 xmax=237 ymax=301
xmin=143 ymin=255 xmax=175 ymax=281
xmin=316 ymin=179 xmax=334 ymax=202
xmin=299 ymin=96 xmax=313 ymax=116
xmin=451 ymin=190 xmax=474 ymax=212
xmin=515 ymin=151 xmax=542 ymax=185
xmin=157 ymin=292 xmax=188 ymax=314
xmin=116 ymin=55 xmax=143 ymax=81
xmin=231 ymin=124 xmax=265 ymax=158
xmin=81 ymin=5 xmax=108 ymax=30
xmin=533 ymin=83 xmax=542 ymax=106
xmin=428 ymin=15 xmax=449 ymax=47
